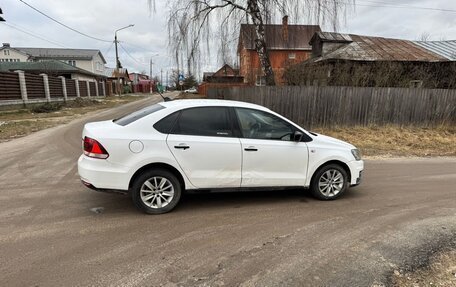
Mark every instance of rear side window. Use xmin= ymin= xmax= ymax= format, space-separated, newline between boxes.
xmin=114 ymin=104 xmax=165 ymax=126
xmin=154 ymin=112 xmax=179 ymax=134
xmin=171 ymin=107 xmax=232 ymax=137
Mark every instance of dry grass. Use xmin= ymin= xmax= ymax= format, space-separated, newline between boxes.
xmin=0 ymin=95 xmax=147 ymax=141
xmin=313 ymin=125 xmax=456 ymax=158
xmin=393 ymin=250 xmax=456 ymax=287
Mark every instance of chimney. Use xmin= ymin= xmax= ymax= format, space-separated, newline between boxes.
xmin=2 ymin=43 xmax=10 ymax=48
xmin=282 ymin=15 xmax=289 ymax=42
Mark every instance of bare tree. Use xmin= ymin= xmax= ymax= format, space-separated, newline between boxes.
xmin=159 ymin=0 xmax=354 ymax=85
xmin=418 ymin=32 xmax=431 ymax=42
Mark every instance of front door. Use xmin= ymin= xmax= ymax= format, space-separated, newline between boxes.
xmin=234 ymin=107 xmax=309 ymax=187
xmin=166 ymin=106 xmax=242 ymax=188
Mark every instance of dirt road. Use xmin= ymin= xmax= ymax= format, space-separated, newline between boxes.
xmin=1 ymin=94 xmax=455 ymax=286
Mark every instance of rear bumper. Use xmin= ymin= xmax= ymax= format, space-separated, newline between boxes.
xmin=78 ymin=155 xmax=130 ymax=191
xmin=347 ymin=160 xmax=364 ymax=186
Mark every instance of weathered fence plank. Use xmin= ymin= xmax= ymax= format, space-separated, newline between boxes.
xmin=208 ymin=86 xmax=456 ymax=127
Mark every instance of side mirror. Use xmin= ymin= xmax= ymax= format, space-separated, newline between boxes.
xmin=292 ymin=131 xmax=304 ymax=142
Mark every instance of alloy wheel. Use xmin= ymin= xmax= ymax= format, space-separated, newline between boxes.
xmin=318 ymin=169 xmax=344 ymax=197
xmin=140 ymin=177 xmax=175 ymax=208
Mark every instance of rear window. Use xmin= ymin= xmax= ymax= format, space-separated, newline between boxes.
xmin=113 ymin=104 xmax=165 ymax=126
xmin=153 ymin=111 xmax=179 ymax=134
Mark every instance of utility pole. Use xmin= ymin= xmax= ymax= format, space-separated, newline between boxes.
xmin=114 ymin=34 xmax=119 ymax=95
xmin=149 ymin=59 xmax=153 ymax=94
xmin=0 ymin=7 xmax=5 ymax=22
xmin=149 ymin=54 xmax=159 ymax=94
xmin=160 ymin=69 xmax=163 ymax=86
xmin=166 ymin=70 xmax=168 ymax=90
xmin=114 ymin=24 xmax=134 ymax=96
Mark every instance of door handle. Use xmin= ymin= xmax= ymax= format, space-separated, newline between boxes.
xmin=244 ymin=147 xmax=258 ymax=151
xmin=174 ymin=145 xmax=190 ymax=150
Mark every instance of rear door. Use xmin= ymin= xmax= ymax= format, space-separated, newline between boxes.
xmin=166 ymin=107 xmax=242 ymax=188
xmin=234 ymin=107 xmax=309 ymax=187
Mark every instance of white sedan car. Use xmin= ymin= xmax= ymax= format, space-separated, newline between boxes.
xmin=78 ymin=99 xmax=363 ymax=214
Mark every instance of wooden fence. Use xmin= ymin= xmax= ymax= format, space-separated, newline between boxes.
xmin=208 ymin=86 xmax=456 ymax=127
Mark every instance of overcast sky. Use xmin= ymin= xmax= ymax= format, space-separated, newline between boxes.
xmin=1 ymin=0 xmax=456 ymax=79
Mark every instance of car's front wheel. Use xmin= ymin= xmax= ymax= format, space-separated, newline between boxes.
xmin=131 ymin=169 xmax=182 ymax=214
xmin=310 ymin=164 xmax=348 ymax=200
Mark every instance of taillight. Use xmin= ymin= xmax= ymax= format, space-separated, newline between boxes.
xmin=83 ymin=136 xmax=109 ymax=159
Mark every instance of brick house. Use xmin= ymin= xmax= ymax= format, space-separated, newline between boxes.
xmin=237 ymin=17 xmax=320 ymax=85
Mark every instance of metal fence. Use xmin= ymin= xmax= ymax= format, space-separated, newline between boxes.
xmin=0 ymin=72 xmax=21 ymax=100
xmin=208 ymin=86 xmax=456 ymax=127
xmin=0 ymin=71 xmax=109 ymax=106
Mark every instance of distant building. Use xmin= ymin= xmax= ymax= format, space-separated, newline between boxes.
xmin=237 ymin=17 xmax=321 ymax=85
xmin=0 ymin=43 xmax=106 ymax=76
xmin=202 ymin=64 xmax=243 ymax=83
xmin=103 ymin=67 xmax=131 ymax=94
xmin=285 ymin=32 xmax=456 ymax=88
xmin=129 ymin=72 xmax=150 ymax=85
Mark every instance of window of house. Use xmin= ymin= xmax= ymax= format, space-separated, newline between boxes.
xmin=68 ymin=60 xmax=76 ymax=66
xmin=96 ymin=62 xmax=103 ymax=71
xmin=4 ymin=50 xmax=10 ymax=56
xmin=255 ymin=75 xmax=266 ymax=86
xmin=288 ymin=53 xmax=296 ymax=59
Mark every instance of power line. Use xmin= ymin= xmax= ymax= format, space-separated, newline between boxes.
xmin=1 ymin=22 xmax=67 ymax=47
xmin=347 ymin=0 xmax=456 ymax=13
xmin=119 ymin=42 xmax=146 ymax=65
xmin=18 ymin=0 xmax=112 ymax=42
xmin=122 ymin=41 xmax=158 ymax=53
xmin=102 ymin=41 xmax=114 ymax=58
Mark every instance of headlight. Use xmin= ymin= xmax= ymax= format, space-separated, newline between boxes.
xmin=351 ymin=149 xmax=362 ymax=161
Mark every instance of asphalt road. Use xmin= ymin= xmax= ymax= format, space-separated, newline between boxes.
xmin=1 ymin=94 xmax=455 ymax=287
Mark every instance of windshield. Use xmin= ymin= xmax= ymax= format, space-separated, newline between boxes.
xmin=113 ymin=104 xmax=165 ymax=126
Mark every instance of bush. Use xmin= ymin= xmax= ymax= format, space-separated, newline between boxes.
xmin=30 ymin=102 xmax=62 ymax=113
xmin=65 ymin=97 xmax=100 ymax=108
xmin=123 ymin=85 xmax=132 ymax=94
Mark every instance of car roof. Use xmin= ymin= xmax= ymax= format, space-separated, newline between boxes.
xmin=160 ymin=99 xmax=270 ymax=111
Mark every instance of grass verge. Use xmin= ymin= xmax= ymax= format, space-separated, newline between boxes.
xmin=313 ymin=125 xmax=456 ymax=158
xmin=0 ymin=95 xmax=147 ymax=141
xmin=393 ymin=249 xmax=456 ymax=287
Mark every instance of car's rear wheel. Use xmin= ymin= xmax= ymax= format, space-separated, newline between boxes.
xmin=310 ymin=164 xmax=348 ymax=200
xmin=131 ymin=169 xmax=182 ymax=214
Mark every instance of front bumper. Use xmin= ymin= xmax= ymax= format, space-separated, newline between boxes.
xmin=348 ymin=160 xmax=364 ymax=186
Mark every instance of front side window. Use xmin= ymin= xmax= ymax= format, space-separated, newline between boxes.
xmin=235 ymin=108 xmax=295 ymax=141
xmin=172 ymin=107 xmax=232 ymax=137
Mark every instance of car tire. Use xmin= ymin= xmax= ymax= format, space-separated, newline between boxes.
xmin=310 ymin=164 xmax=348 ymax=200
xmin=131 ymin=169 xmax=182 ymax=214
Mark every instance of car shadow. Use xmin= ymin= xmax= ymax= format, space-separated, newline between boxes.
xmin=84 ymin=187 xmax=367 ymax=215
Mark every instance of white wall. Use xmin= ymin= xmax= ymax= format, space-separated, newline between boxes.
xmin=0 ymin=49 xmax=29 ymax=62
xmin=71 ymin=73 xmax=97 ymax=82
xmin=67 ymin=53 xmax=105 ymax=75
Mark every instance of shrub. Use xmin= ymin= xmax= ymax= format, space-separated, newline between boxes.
xmin=66 ymin=97 xmax=100 ymax=108
xmin=30 ymin=102 xmax=63 ymax=113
